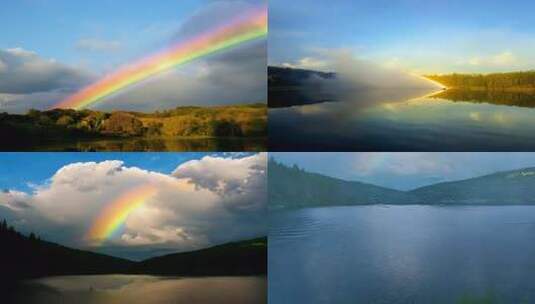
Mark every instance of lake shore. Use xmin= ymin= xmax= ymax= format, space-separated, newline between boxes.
xmin=8 ymin=275 xmax=267 ymax=304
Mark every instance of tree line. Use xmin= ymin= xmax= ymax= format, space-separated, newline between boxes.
xmin=425 ymin=71 xmax=535 ymax=90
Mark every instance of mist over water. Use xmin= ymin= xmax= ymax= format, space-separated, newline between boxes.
xmin=268 ymin=52 xmax=535 ymax=151
xmin=330 ymin=52 xmax=442 ymax=91
xmin=295 ymin=51 xmax=442 ymax=99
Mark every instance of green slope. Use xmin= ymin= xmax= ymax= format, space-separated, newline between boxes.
xmin=132 ymin=237 xmax=267 ymax=276
xmin=410 ymin=167 xmax=535 ymax=205
xmin=269 ymin=159 xmax=418 ymax=209
xmin=270 ymin=160 xmax=535 ymax=208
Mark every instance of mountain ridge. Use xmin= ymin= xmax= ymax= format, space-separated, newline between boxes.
xmin=270 ymin=159 xmax=535 ymax=208
xmin=0 ymin=220 xmax=266 ymax=284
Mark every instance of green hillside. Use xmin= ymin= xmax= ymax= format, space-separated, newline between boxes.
xmin=268 ymin=159 xmax=418 ymax=209
xmin=270 ymin=160 xmax=535 ymax=208
xmin=133 ymin=237 xmax=267 ymax=276
xmin=410 ymin=168 xmax=535 ymax=205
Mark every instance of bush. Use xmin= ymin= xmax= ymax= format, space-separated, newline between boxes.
xmin=100 ymin=112 xmax=144 ymax=136
xmin=210 ymin=120 xmax=243 ymax=137
xmin=56 ymin=115 xmax=74 ymax=126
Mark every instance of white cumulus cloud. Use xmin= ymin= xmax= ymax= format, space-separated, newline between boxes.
xmin=0 ymin=153 xmax=266 ymax=260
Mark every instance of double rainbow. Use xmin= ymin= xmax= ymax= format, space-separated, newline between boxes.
xmin=86 ymin=184 xmax=158 ymax=244
xmin=53 ymin=5 xmax=267 ymax=110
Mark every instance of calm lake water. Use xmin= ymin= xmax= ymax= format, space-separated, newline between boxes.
xmin=269 ymin=89 xmax=535 ymax=151
xmin=9 ymin=275 xmax=266 ymax=304
xmin=269 ymin=206 xmax=535 ymax=304
xmin=8 ymin=137 xmax=266 ymax=152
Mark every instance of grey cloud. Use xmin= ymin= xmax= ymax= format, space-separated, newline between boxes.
xmin=0 ymin=48 xmax=91 ymax=94
xmin=172 ymin=1 xmax=265 ymax=41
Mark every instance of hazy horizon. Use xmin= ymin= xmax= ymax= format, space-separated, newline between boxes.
xmin=269 ymin=0 xmax=535 ymax=78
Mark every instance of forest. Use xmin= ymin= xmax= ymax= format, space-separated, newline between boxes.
xmin=425 ymin=71 xmax=535 ymax=90
xmin=0 ymin=218 xmax=266 ymax=284
xmin=0 ymin=104 xmax=267 ymax=148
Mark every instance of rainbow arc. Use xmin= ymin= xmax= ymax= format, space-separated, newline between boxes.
xmin=53 ymin=6 xmax=267 ymax=110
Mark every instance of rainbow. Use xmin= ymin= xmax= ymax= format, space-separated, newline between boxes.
xmin=53 ymin=5 xmax=267 ymax=110
xmin=86 ymin=184 xmax=158 ymax=244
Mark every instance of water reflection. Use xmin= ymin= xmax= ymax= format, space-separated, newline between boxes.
xmin=9 ymin=137 xmax=266 ymax=152
xmin=269 ymin=88 xmax=535 ymax=151
xmin=9 ymin=275 xmax=266 ymax=304
xmin=431 ymin=89 xmax=535 ymax=108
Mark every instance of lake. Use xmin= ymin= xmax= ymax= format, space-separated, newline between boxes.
xmin=5 ymin=137 xmax=266 ymax=152
xmin=269 ymin=206 xmax=535 ymax=304
xmin=8 ymin=275 xmax=266 ymax=304
xmin=269 ymin=88 xmax=535 ymax=151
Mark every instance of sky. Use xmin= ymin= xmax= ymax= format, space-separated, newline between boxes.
xmin=272 ymin=153 xmax=535 ymax=191
xmin=269 ymin=0 xmax=535 ymax=75
xmin=0 ymin=0 xmax=266 ymax=113
xmin=0 ymin=152 xmax=266 ymax=260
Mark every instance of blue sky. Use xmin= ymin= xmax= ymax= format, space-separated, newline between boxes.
xmin=269 ymin=0 xmax=535 ymax=74
xmin=0 ymin=0 xmax=200 ymax=70
xmin=0 ymin=0 xmax=266 ymax=113
xmin=0 ymin=152 xmax=220 ymax=192
xmin=273 ymin=153 xmax=535 ymax=190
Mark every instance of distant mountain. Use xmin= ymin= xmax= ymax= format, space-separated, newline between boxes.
xmin=133 ymin=237 xmax=267 ymax=276
xmin=269 ymin=159 xmax=418 ymax=209
xmin=410 ymin=167 xmax=535 ymax=205
xmin=0 ymin=220 xmax=266 ymax=285
xmin=270 ymin=160 xmax=535 ymax=208
xmin=268 ymin=66 xmax=337 ymax=108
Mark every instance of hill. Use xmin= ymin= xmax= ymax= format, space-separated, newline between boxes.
xmin=132 ymin=237 xmax=267 ymax=276
xmin=0 ymin=220 xmax=134 ymax=282
xmin=268 ymin=66 xmax=336 ymax=107
xmin=0 ymin=220 xmax=266 ymax=286
xmin=410 ymin=167 xmax=535 ymax=205
xmin=268 ymin=159 xmax=418 ymax=209
xmin=270 ymin=160 xmax=535 ymax=208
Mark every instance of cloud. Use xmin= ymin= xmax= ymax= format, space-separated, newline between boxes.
xmin=99 ymin=40 xmax=266 ymax=112
xmin=0 ymin=48 xmax=91 ymax=95
xmin=0 ymin=59 xmax=7 ymax=72
xmin=0 ymin=1 xmax=266 ymax=113
xmin=465 ymin=51 xmax=517 ymax=67
xmin=281 ymin=57 xmax=329 ymax=70
xmin=0 ymin=153 xmax=266 ymax=260
xmin=91 ymin=1 xmax=266 ymax=111
xmin=173 ymin=153 xmax=267 ymax=211
xmin=280 ymin=49 xmax=442 ymax=92
xmin=76 ymin=38 xmax=122 ymax=52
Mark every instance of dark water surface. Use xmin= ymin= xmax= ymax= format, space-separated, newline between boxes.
xmin=9 ymin=275 xmax=266 ymax=304
xmin=269 ymin=206 xmax=535 ymax=304
xmin=269 ymin=89 xmax=535 ymax=151
xmin=7 ymin=137 xmax=266 ymax=152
